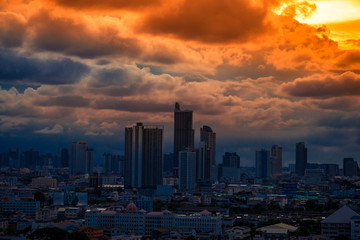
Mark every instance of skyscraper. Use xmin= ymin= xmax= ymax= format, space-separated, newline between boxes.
xmin=179 ymin=149 xmax=197 ymax=193
xmin=61 ymin=148 xmax=69 ymax=168
xmin=256 ymin=149 xmax=270 ymax=179
xmin=295 ymin=142 xmax=307 ymax=176
xmin=198 ymin=126 xmax=216 ymax=181
xmin=343 ymin=158 xmax=358 ymax=177
xmin=70 ymin=141 xmax=94 ymax=175
xmin=270 ymin=145 xmax=282 ymax=178
xmin=103 ymin=153 xmax=112 ymax=176
xmin=173 ymin=102 xmax=194 ymax=176
xmin=125 ymin=123 xmax=164 ymax=188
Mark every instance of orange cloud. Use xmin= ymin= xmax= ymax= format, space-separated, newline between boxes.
xmin=137 ymin=0 xmax=278 ymax=44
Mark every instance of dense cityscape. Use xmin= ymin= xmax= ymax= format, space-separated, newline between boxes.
xmin=0 ymin=102 xmax=359 ymax=240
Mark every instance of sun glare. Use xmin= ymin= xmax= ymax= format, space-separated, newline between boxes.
xmin=300 ymin=0 xmax=360 ymax=25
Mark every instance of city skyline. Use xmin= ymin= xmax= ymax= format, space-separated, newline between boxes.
xmin=1 ymin=0 xmax=360 ymax=166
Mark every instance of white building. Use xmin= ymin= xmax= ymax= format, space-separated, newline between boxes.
xmin=85 ymin=203 xmax=222 ymax=236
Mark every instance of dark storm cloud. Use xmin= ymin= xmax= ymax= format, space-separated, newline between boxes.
xmin=316 ymin=115 xmax=360 ymax=129
xmin=0 ymin=49 xmax=89 ymax=84
xmin=92 ymin=99 xmax=172 ymax=112
xmin=29 ymin=11 xmax=141 ymax=58
xmin=53 ymin=0 xmax=163 ymax=10
xmin=280 ymin=71 xmax=360 ymax=98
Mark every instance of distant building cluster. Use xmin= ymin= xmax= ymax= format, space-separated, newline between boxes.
xmin=1 ymin=102 xmax=360 ymax=239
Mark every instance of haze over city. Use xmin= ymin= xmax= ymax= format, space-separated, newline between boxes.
xmin=1 ymin=0 xmax=360 ymax=166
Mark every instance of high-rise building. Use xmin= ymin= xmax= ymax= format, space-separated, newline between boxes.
xmin=8 ymin=148 xmax=19 ymax=168
xmin=270 ymin=145 xmax=282 ymax=178
xmin=103 ymin=153 xmax=112 ymax=176
xmin=179 ymin=149 xmax=197 ymax=193
xmin=198 ymin=126 xmax=216 ymax=181
xmin=20 ymin=149 xmax=39 ymax=169
xmin=70 ymin=141 xmax=94 ymax=175
xmin=295 ymin=142 xmax=307 ymax=176
xmin=256 ymin=149 xmax=270 ymax=179
xmin=173 ymin=102 xmax=194 ymax=176
xmin=222 ymin=152 xmax=240 ymax=168
xmin=218 ymin=152 xmax=241 ymax=182
xmin=343 ymin=158 xmax=358 ymax=177
xmin=61 ymin=148 xmax=69 ymax=168
xmin=125 ymin=123 xmax=164 ymax=188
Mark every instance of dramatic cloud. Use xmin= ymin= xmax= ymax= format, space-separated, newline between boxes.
xmin=138 ymin=0 xmax=277 ymax=43
xmin=0 ymin=49 xmax=89 ymax=84
xmin=279 ymin=71 xmax=360 ymax=98
xmin=0 ymin=12 xmax=27 ymax=47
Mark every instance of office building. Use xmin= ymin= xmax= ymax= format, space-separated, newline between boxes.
xmin=125 ymin=123 xmax=164 ymax=188
xmin=103 ymin=153 xmax=112 ymax=176
xmin=60 ymin=148 xmax=69 ymax=168
xmin=256 ymin=149 xmax=270 ymax=179
xmin=179 ymin=149 xmax=197 ymax=193
xmin=295 ymin=142 xmax=307 ymax=176
xmin=270 ymin=145 xmax=282 ymax=178
xmin=20 ymin=149 xmax=39 ymax=170
xmin=222 ymin=152 xmax=240 ymax=168
xmin=173 ymin=102 xmax=194 ymax=176
xmin=70 ymin=141 xmax=94 ymax=175
xmin=218 ymin=152 xmax=241 ymax=182
xmin=8 ymin=148 xmax=19 ymax=168
xmin=343 ymin=158 xmax=358 ymax=177
xmin=198 ymin=125 xmax=216 ymax=181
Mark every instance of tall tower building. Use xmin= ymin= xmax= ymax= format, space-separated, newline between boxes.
xmin=125 ymin=123 xmax=164 ymax=188
xmin=270 ymin=145 xmax=282 ymax=178
xmin=198 ymin=125 xmax=216 ymax=181
xmin=256 ymin=149 xmax=270 ymax=179
xmin=61 ymin=148 xmax=69 ymax=168
xmin=173 ymin=102 xmax=194 ymax=176
xmin=70 ymin=141 xmax=93 ymax=175
xmin=295 ymin=142 xmax=307 ymax=176
xmin=103 ymin=153 xmax=112 ymax=176
xmin=179 ymin=149 xmax=197 ymax=193
xmin=343 ymin=158 xmax=358 ymax=177
xmin=8 ymin=148 xmax=19 ymax=168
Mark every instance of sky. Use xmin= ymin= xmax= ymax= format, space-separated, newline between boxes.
xmin=1 ymin=0 xmax=360 ymax=167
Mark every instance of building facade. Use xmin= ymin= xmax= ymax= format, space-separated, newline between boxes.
xmin=295 ymin=142 xmax=307 ymax=176
xmin=173 ymin=102 xmax=194 ymax=176
xmin=270 ymin=145 xmax=282 ymax=178
xmin=198 ymin=125 xmax=216 ymax=181
xmin=179 ymin=149 xmax=197 ymax=193
xmin=256 ymin=149 xmax=270 ymax=179
xmin=70 ymin=141 xmax=94 ymax=175
xmin=125 ymin=123 xmax=164 ymax=188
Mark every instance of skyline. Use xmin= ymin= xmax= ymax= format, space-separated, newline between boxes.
xmin=1 ymin=0 xmax=360 ymax=166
